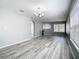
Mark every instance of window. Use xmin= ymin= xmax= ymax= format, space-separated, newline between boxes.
xmin=54 ymin=24 xmax=65 ymax=32
xmin=43 ymin=24 xmax=51 ymax=29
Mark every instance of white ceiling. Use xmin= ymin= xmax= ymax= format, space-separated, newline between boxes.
xmin=0 ymin=0 xmax=72 ymax=22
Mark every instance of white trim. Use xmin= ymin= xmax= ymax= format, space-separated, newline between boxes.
xmin=0 ymin=36 xmax=40 ymax=49
xmin=0 ymin=38 xmax=32 ymax=49
xmin=70 ymin=38 xmax=79 ymax=52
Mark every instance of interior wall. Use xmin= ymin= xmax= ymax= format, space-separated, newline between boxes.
xmin=66 ymin=0 xmax=79 ymax=51
xmin=43 ymin=22 xmax=66 ymax=36
xmin=34 ymin=21 xmax=43 ymax=37
xmin=66 ymin=18 xmax=70 ymax=35
xmin=0 ymin=8 xmax=33 ymax=48
xmin=43 ymin=22 xmax=54 ymax=35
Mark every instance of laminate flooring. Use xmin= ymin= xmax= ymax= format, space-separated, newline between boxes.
xmin=0 ymin=36 xmax=72 ymax=59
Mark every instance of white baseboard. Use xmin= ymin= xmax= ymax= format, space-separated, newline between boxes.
xmin=70 ymin=38 xmax=79 ymax=52
xmin=0 ymin=38 xmax=32 ymax=49
xmin=0 ymin=36 xmax=40 ymax=49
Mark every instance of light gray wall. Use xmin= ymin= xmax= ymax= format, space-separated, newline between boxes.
xmin=0 ymin=8 xmax=33 ymax=48
xmin=43 ymin=22 xmax=54 ymax=35
xmin=66 ymin=18 xmax=70 ymax=35
xmin=43 ymin=22 xmax=65 ymax=35
xmin=67 ymin=0 xmax=79 ymax=51
xmin=34 ymin=21 xmax=43 ymax=37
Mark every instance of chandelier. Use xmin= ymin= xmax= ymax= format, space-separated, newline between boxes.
xmin=34 ymin=7 xmax=44 ymax=17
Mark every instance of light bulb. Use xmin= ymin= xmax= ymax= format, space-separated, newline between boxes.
xmin=39 ymin=15 xmax=42 ymax=17
xmin=42 ymin=13 xmax=44 ymax=16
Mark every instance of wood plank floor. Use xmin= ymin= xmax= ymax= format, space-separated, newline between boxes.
xmin=0 ymin=36 xmax=72 ymax=59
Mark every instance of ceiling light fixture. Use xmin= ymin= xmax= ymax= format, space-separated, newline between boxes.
xmin=34 ymin=7 xmax=44 ymax=17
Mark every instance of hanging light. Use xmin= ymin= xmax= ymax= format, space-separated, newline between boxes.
xmin=34 ymin=7 xmax=44 ymax=17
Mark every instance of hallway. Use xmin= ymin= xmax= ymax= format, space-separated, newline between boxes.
xmin=0 ymin=36 xmax=72 ymax=59
xmin=0 ymin=0 xmax=79 ymax=59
